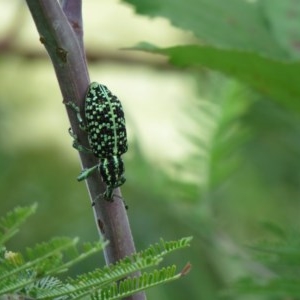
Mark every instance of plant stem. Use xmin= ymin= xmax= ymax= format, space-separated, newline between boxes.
xmin=25 ymin=1 xmax=145 ymax=299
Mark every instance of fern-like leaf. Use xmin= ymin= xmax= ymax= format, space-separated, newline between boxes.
xmin=31 ymin=237 xmax=192 ymax=300
xmin=37 ymin=250 xmax=162 ymax=299
xmin=231 ymin=225 xmax=300 ymax=298
xmin=0 ymin=203 xmax=37 ymax=245
xmin=92 ymin=264 xmax=191 ymax=300
xmin=0 ymin=204 xmax=192 ymax=300
xmin=0 ymin=238 xmax=106 ymax=296
xmin=136 ymin=236 xmax=193 ymax=261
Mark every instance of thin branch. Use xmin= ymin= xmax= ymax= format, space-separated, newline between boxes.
xmin=60 ymin=0 xmax=85 ymax=51
xmin=25 ymin=3 xmax=145 ymax=299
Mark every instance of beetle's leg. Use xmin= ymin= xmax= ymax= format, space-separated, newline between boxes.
xmin=65 ymin=101 xmax=86 ymax=131
xmin=68 ymin=128 xmax=93 ymax=153
xmin=103 ymin=187 xmax=114 ymax=201
xmin=103 ymin=189 xmax=128 ymax=208
xmin=77 ymin=164 xmax=99 ymax=181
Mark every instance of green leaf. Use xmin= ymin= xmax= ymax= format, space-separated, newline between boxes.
xmin=98 ymin=265 xmax=182 ymax=300
xmin=29 ymin=237 xmax=192 ymax=300
xmin=0 ymin=237 xmax=106 ymax=296
xmin=0 ymin=203 xmax=37 ymax=245
xmin=0 ymin=205 xmax=191 ymax=299
xmin=122 ymin=0 xmax=285 ymax=58
xmin=261 ymin=0 xmax=300 ymax=59
xmin=233 ymin=277 xmax=300 ymax=297
xmin=132 ymin=43 xmax=300 ymax=111
xmin=230 ymin=225 xmax=300 ymax=298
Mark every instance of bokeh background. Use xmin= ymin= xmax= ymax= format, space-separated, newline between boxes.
xmin=1 ymin=1 xmax=300 ymax=299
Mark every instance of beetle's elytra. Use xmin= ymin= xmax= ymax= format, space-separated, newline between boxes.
xmin=85 ymin=82 xmax=128 ymax=158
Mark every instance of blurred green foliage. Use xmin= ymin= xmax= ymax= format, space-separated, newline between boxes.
xmin=122 ymin=0 xmax=300 ymax=298
xmin=1 ymin=0 xmax=300 ymax=299
xmin=0 ymin=205 xmax=191 ymax=299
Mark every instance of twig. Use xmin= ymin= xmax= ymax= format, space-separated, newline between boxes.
xmin=25 ymin=2 xmax=145 ymax=299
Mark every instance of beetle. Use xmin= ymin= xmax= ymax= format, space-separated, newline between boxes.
xmin=67 ymin=82 xmax=128 ymax=200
